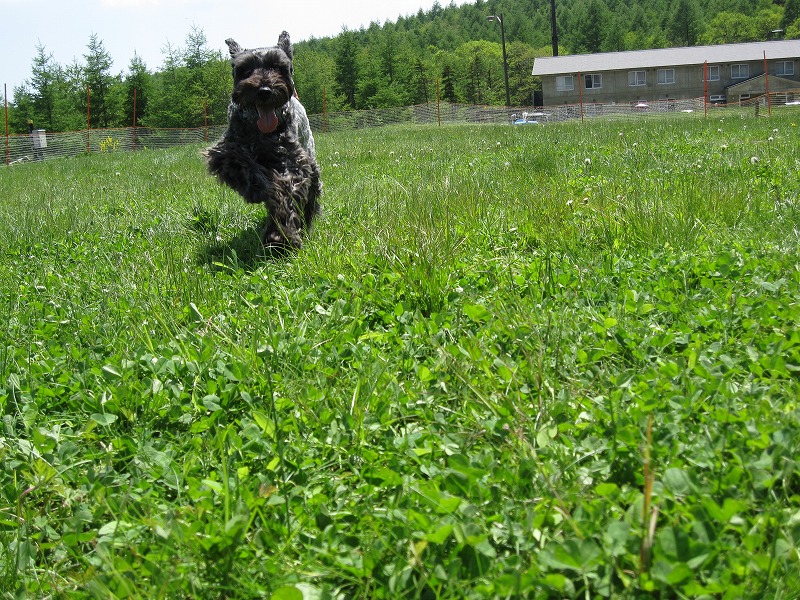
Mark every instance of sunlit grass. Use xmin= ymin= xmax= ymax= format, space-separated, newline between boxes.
xmin=1 ymin=113 xmax=800 ymax=598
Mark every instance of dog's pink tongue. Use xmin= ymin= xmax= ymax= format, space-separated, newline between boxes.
xmin=256 ymin=106 xmax=279 ymax=134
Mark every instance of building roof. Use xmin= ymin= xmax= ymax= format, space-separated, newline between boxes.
xmin=532 ymin=40 xmax=800 ymax=76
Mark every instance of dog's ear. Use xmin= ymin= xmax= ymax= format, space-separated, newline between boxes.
xmin=278 ymin=31 xmax=293 ymax=61
xmin=225 ymin=38 xmax=243 ymax=57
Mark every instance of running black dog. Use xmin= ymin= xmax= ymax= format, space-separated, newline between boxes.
xmin=206 ymin=32 xmax=321 ymax=250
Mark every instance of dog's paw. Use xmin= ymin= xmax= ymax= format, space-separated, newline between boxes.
xmin=261 ymin=228 xmax=302 ymax=254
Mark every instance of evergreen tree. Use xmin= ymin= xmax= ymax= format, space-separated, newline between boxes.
xmin=334 ymin=29 xmax=359 ymax=109
xmin=782 ymin=0 xmax=800 ymax=31
xmin=441 ymin=64 xmax=458 ymax=102
xmin=28 ymin=44 xmax=58 ymax=130
xmin=125 ymin=53 xmax=151 ymax=127
xmin=667 ymin=0 xmax=703 ymax=46
xmin=570 ymin=0 xmax=611 ymax=53
xmin=294 ymin=49 xmax=346 ymax=114
xmin=84 ymin=34 xmax=115 ymax=128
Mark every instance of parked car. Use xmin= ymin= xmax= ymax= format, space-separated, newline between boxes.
xmin=512 ymin=111 xmax=546 ymax=125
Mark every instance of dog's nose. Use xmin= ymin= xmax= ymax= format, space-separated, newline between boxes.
xmin=256 ymin=87 xmax=273 ymax=102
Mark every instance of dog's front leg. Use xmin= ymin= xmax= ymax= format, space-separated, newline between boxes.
xmin=206 ymin=142 xmax=275 ymax=204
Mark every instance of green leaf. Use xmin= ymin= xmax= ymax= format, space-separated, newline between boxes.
xmin=425 ymin=524 xmax=454 ymax=544
xmin=663 ymin=467 xmax=695 ymax=496
xmin=541 ymin=539 xmax=601 ymax=572
xmin=463 ymin=303 xmax=492 ymax=323
xmin=101 ymin=364 xmax=122 ymax=379
xmin=202 ymin=395 xmax=222 ymax=412
xmin=189 ymin=302 xmax=204 ymax=323
xmin=270 ymin=586 xmax=303 ymax=600
xmin=90 ymin=413 xmax=117 ymax=426
xmin=363 ymin=467 xmax=403 ymax=487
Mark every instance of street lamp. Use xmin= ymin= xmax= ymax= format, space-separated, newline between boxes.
xmin=487 ymin=14 xmax=511 ymax=107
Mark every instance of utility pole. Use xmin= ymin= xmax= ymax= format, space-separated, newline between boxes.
xmin=487 ymin=14 xmax=511 ymax=107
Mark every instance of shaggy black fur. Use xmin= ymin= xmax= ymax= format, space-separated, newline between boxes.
xmin=206 ymin=31 xmax=321 ymax=250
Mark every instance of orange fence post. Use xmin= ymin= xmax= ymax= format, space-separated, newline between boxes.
xmin=764 ymin=51 xmax=771 ymax=117
xmin=87 ymin=85 xmax=91 ymax=153
xmin=133 ymin=87 xmax=138 ymax=150
xmin=4 ymin=84 xmax=9 ymax=166
xmin=323 ymin=85 xmax=328 ymax=133
xmin=436 ymin=78 xmax=441 ymax=126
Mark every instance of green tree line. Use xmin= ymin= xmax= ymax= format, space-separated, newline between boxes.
xmin=7 ymin=0 xmax=799 ymax=133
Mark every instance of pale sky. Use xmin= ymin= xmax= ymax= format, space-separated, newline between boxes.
xmin=1 ymin=0 xmax=474 ymax=96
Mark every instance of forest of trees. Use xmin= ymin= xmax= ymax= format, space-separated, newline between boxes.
xmin=6 ymin=0 xmax=800 ymax=133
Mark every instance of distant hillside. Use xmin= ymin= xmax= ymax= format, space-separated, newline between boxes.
xmin=292 ymin=0 xmax=798 ymax=112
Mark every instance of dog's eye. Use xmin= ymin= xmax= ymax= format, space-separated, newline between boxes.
xmin=236 ymin=65 xmax=254 ymax=79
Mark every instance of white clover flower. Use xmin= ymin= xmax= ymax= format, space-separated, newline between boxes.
xmin=721 ymin=144 xmax=728 ymax=150
xmin=773 ymin=128 xmax=779 ymax=134
xmin=584 ymin=157 xmax=592 ymax=165
xmin=768 ymin=136 xmax=774 ymax=142
xmin=750 ymin=156 xmax=759 ymax=164
xmin=496 ymin=141 xmax=502 ymax=147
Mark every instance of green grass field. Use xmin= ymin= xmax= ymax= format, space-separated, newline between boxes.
xmin=1 ymin=114 xmax=800 ymax=599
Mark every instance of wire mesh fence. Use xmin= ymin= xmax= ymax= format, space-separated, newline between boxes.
xmin=3 ymin=125 xmax=226 ymax=165
xmin=4 ymin=94 xmax=800 ymax=166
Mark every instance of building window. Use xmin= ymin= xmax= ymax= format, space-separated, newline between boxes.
xmin=705 ymin=65 xmax=720 ymax=81
xmin=776 ymin=61 xmax=794 ymax=76
xmin=628 ymin=71 xmax=646 ymax=86
xmin=657 ymin=69 xmax=675 ymax=85
xmin=584 ymin=73 xmax=602 ymax=89
xmin=731 ymin=64 xmax=750 ymax=79
xmin=556 ymin=75 xmax=574 ymax=91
